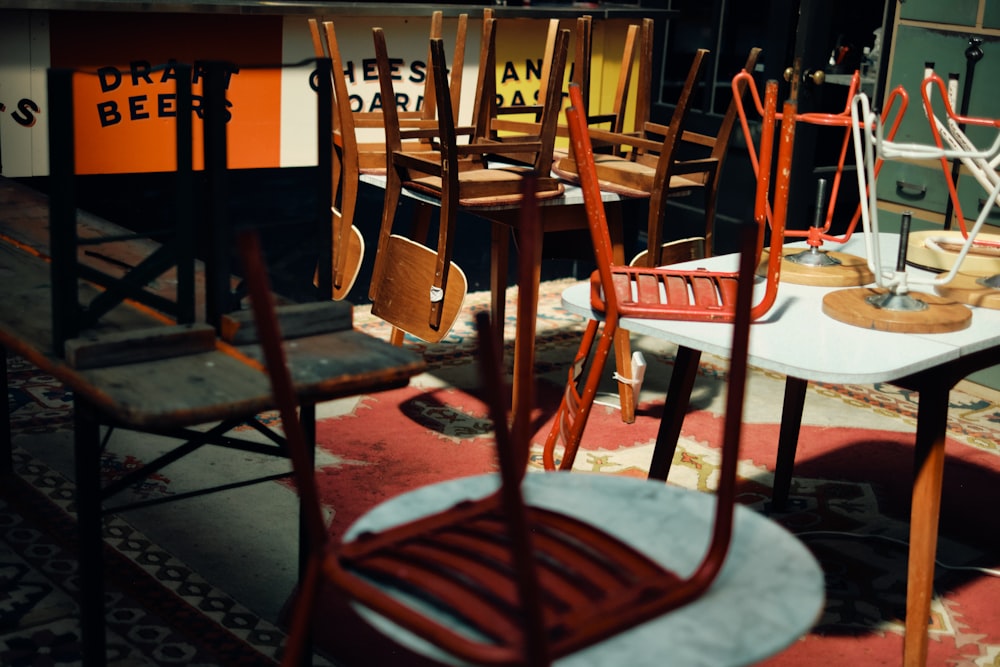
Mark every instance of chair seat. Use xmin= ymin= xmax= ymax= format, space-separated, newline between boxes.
xmin=553 ymin=155 xmax=705 ymax=200
xmin=405 ymin=169 xmax=565 ymax=207
xmin=334 ymin=485 xmax=686 ymax=661
xmin=338 ymin=473 xmax=825 ymax=667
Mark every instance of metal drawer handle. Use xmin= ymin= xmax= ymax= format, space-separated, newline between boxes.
xmin=895 ymin=180 xmax=927 ymax=198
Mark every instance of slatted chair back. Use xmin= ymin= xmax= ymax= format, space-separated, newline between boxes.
xmin=542 ymin=80 xmax=785 ymax=471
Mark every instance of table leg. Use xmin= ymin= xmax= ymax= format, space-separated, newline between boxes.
xmin=2 ymin=344 xmax=11 ymax=476
xmin=74 ymin=398 xmax=106 ymax=665
xmin=904 ymin=381 xmax=949 ymax=667
xmin=771 ymin=376 xmax=808 ymax=511
xmin=648 ymin=346 xmax=702 ymax=481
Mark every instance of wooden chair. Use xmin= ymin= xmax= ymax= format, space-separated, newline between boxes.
xmin=238 ymin=164 xmax=793 ymax=666
xmin=367 ymin=21 xmax=569 ymax=343
xmin=307 ymin=13 xmax=469 ymax=300
xmin=555 ymin=47 xmax=763 ymax=266
xmin=542 ymin=81 xmax=786 ymax=472
xmin=480 ymin=15 xmax=649 ymax=152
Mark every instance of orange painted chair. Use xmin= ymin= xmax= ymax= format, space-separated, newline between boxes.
xmin=542 ymin=80 xmax=787 ymax=471
xmin=238 ymin=162 xmax=772 ymax=664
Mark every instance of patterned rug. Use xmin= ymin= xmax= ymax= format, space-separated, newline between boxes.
xmin=6 ymin=278 xmax=1000 ymax=665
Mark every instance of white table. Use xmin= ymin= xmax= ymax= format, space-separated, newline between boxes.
xmin=345 ymin=472 xmax=825 ymax=667
xmin=561 ymin=233 xmax=1000 ymax=667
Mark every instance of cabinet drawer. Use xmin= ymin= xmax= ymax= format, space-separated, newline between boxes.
xmin=876 ymin=161 xmax=953 ymax=213
xmin=957 ymin=172 xmax=1000 ymax=227
xmin=886 ymin=27 xmax=1000 ymax=147
xmin=898 ymin=0 xmax=980 ymax=26
xmin=985 ymin=2 xmax=1000 ymax=29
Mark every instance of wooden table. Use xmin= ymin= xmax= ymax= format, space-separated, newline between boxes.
xmin=0 ymin=181 xmax=427 ymax=665
xmin=360 ymin=172 xmax=634 ymax=414
xmin=559 ymin=233 xmax=1000 ymax=666
xmin=342 ymin=473 xmax=825 ymax=666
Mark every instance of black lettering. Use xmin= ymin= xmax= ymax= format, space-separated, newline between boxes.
xmin=98 ymin=66 xmax=122 ymax=93
xmin=130 ymin=60 xmax=153 ymax=86
xmin=160 ymin=60 xmax=179 ymax=84
xmin=349 ymin=94 xmax=363 ymax=113
xmin=525 ymin=58 xmax=542 ymax=82
xmin=190 ymin=95 xmax=232 ymax=122
xmin=12 ymin=98 xmax=38 ymax=127
xmin=394 ymin=92 xmax=410 ymax=110
xmin=510 ymin=90 xmax=527 ymax=106
xmin=362 ymin=59 xmax=378 ymax=82
xmin=501 ymin=61 xmax=519 ymax=84
xmin=410 ymin=60 xmax=426 ymax=84
xmin=129 ymin=95 xmax=149 ymax=120
xmin=158 ymin=93 xmax=176 ymax=117
xmin=368 ymin=91 xmax=383 ymax=112
xmin=388 ymin=58 xmax=404 ymax=80
xmin=343 ymin=61 xmax=358 ymax=85
xmin=97 ymin=100 xmax=121 ymax=127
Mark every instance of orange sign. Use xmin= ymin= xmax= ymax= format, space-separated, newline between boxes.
xmin=49 ymin=12 xmax=283 ymax=174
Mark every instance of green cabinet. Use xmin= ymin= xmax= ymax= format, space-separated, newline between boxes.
xmin=898 ymin=0 xmax=980 ymax=26
xmin=876 ymin=0 xmax=1000 ymax=392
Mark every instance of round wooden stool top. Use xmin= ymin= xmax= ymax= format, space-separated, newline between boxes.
xmin=937 ymin=272 xmax=1000 ymax=309
xmin=758 ymin=248 xmax=874 ymax=287
xmin=906 ymin=230 xmax=1000 ymax=276
xmin=822 ymin=287 xmax=972 ymax=333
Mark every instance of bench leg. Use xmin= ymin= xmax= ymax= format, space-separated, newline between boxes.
xmin=74 ymin=397 xmax=106 ymax=666
xmin=2 ymin=345 xmax=11 ymax=476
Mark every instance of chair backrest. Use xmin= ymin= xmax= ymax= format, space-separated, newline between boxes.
xmin=245 ymin=145 xmax=758 ymax=667
xmin=472 ymin=16 xmax=571 ymax=173
xmin=565 ymin=80 xmax=783 ymax=322
xmin=308 ymin=13 xmax=468 ymax=172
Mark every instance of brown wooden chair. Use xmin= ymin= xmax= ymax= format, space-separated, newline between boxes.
xmin=556 ymin=47 xmax=763 ymax=266
xmin=480 ymin=15 xmax=649 ymax=153
xmin=307 ymin=13 xmax=468 ymax=300
xmin=542 ymin=81 xmax=785 ymax=472
xmin=238 ymin=162 xmax=769 ymax=665
xmin=367 ymin=20 xmax=569 ymax=343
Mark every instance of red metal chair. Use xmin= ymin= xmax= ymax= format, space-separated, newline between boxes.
xmin=542 ymin=80 xmax=787 ymax=471
xmin=239 ymin=153 xmax=764 ymax=663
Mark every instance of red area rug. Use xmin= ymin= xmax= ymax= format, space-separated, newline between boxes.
xmin=304 ymin=280 xmax=1000 ymax=666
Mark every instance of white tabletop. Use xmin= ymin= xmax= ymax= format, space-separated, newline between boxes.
xmin=344 ymin=472 xmax=824 ymax=667
xmin=561 ymin=233 xmax=1000 ymax=384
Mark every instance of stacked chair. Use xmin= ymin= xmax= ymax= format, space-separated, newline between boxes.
xmin=240 ymin=142 xmax=820 ymax=666
xmin=543 ymin=81 xmax=786 ymax=472
xmin=367 ymin=18 xmax=570 ymax=344
xmin=307 ymin=13 xmax=469 ymax=302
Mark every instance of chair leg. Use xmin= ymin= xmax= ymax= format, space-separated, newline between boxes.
xmin=614 ymin=328 xmax=636 ymax=423
xmin=543 ymin=318 xmax=617 ymax=471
